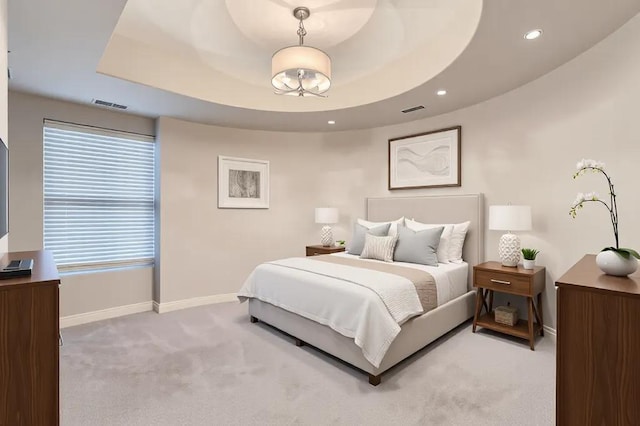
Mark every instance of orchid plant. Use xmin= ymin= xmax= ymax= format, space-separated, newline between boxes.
xmin=570 ymin=159 xmax=639 ymax=260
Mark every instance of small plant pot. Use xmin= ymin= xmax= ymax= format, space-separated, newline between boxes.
xmin=522 ymin=259 xmax=536 ymax=270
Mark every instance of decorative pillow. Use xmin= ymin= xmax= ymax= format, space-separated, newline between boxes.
xmin=393 ymin=225 xmax=443 ymax=266
xmin=360 ymin=234 xmax=398 ymax=263
xmin=405 ymin=219 xmax=454 ymax=264
xmin=357 ymin=217 xmax=405 ymax=237
xmin=448 ymin=221 xmax=470 ymax=263
xmin=348 ymin=223 xmax=391 ymax=256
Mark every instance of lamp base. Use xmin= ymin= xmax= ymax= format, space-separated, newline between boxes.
xmin=320 ymin=226 xmax=334 ymax=247
xmin=498 ymin=233 xmax=521 ymax=267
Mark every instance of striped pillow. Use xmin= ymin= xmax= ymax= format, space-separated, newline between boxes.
xmin=360 ymin=234 xmax=399 ymax=263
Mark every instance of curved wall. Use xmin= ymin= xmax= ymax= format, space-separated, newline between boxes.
xmin=7 ymin=13 xmax=640 ymax=326
xmin=158 ymin=13 xmax=640 ymax=328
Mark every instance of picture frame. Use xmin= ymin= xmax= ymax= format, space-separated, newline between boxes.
xmin=388 ymin=126 xmax=461 ymax=190
xmin=218 ymin=156 xmax=269 ymax=209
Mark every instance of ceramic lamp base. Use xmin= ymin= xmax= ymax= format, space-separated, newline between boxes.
xmin=320 ymin=225 xmax=334 ymax=247
xmin=498 ymin=233 xmax=521 ymax=267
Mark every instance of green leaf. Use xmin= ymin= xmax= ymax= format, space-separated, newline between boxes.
xmin=521 ymin=248 xmax=540 ymax=260
xmin=619 ymin=248 xmax=640 ymax=259
xmin=617 ymin=250 xmax=631 ymax=260
xmin=600 ymin=247 xmax=640 ymax=260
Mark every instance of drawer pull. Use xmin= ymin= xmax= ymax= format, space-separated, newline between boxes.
xmin=490 ymin=279 xmax=511 ymax=285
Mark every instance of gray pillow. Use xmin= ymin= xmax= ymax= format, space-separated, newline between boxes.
xmin=393 ymin=224 xmax=444 ymax=266
xmin=348 ymin=223 xmax=391 ymax=256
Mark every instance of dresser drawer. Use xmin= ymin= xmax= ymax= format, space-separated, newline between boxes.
xmin=474 ymin=270 xmax=531 ymax=295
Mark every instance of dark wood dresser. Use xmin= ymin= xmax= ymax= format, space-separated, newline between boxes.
xmin=556 ymin=254 xmax=640 ymax=425
xmin=0 ymin=250 xmax=60 ymax=425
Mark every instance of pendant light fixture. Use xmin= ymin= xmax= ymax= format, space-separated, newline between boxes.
xmin=271 ymin=7 xmax=331 ymax=97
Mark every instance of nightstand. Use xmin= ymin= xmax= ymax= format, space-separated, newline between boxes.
xmin=472 ymin=261 xmax=545 ymax=350
xmin=305 ymin=245 xmax=345 ymax=256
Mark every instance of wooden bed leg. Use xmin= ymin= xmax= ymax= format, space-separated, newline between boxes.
xmin=250 ymin=316 xmax=258 ymax=323
xmin=368 ymin=374 xmax=381 ymax=386
xmin=294 ymin=338 xmax=305 ymax=347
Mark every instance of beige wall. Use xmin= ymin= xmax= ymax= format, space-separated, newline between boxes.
xmin=0 ymin=0 xmax=7 ymax=256
xmin=158 ymin=14 xmax=640 ymax=328
xmin=7 ymin=14 xmax=640 ymax=326
xmin=8 ymin=91 xmax=156 ymax=316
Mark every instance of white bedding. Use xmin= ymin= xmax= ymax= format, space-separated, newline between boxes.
xmin=237 ymin=254 xmax=468 ymax=368
xmin=332 ymin=253 xmax=469 ymax=305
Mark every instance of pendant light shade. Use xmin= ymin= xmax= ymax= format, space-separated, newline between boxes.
xmin=271 ymin=7 xmax=332 ymax=97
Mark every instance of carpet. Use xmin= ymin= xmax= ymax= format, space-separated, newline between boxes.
xmin=60 ymin=302 xmax=555 ymax=425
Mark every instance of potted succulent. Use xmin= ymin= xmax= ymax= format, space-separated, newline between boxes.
xmin=570 ymin=159 xmax=639 ymax=276
xmin=521 ymin=248 xmax=539 ymax=270
xmin=335 ymin=240 xmax=346 ymax=247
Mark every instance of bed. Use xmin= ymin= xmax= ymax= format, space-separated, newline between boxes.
xmin=240 ymin=194 xmax=484 ymax=385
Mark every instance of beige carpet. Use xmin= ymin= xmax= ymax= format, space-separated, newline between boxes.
xmin=60 ymin=302 xmax=555 ymax=425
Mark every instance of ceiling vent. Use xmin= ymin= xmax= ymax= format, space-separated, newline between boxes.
xmin=401 ymin=105 xmax=425 ymax=114
xmin=91 ymin=99 xmax=128 ymax=110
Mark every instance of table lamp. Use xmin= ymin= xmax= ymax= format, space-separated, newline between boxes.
xmin=315 ymin=207 xmax=339 ymax=247
xmin=489 ymin=205 xmax=532 ymax=267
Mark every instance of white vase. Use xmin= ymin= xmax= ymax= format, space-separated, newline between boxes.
xmin=596 ymin=250 xmax=638 ymax=276
xmin=522 ymin=259 xmax=535 ymax=270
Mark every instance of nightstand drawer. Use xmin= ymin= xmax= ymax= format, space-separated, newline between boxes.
xmin=306 ymin=248 xmax=325 ymax=256
xmin=474 ymin=270 xmax=531 ymax=295
xmin=306 ymin=245 xmax=345 ymax=256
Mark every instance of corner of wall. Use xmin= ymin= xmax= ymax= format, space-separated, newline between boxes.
xmin=0 ymin=0 xmax=8 ymax=259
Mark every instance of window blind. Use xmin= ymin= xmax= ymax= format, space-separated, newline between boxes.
xmin=43 ymin=120 xmax=155 ymax=272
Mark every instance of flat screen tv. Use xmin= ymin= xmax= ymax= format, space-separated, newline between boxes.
xmin=0 ymin=139 xmax=7 ymax=238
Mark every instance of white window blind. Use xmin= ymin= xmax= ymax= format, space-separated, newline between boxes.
xmin=43 ymin=120 xmax=155 ymax=272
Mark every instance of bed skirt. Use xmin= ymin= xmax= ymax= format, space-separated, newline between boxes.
xmin=248 ymin=290 xmax=476 ymax=378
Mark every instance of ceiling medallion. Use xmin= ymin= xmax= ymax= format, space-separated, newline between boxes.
xmin=271 ymin=7 xmax=331 ymax=97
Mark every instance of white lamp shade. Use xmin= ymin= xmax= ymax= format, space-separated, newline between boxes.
xmin=489 ymin=205 xmax=532 ymax=231
xmin=315 ymin=207 xmax=339 ymax=224
xmin=272 ymin=46 xmax=331 ymax=94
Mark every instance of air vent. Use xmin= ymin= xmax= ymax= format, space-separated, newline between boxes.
xmin=401 ymin=105 xmax=425 ymax=114
xmin=91 ymin=99 xmax=128 ymax=110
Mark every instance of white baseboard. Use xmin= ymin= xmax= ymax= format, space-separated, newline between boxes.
xmin=153 ymin=293 xmax=238 ymax=314
xmin=543 ymin=325 xmax=557 ymax=343
xmin=60 ymin=301 xmax=154 ymax=329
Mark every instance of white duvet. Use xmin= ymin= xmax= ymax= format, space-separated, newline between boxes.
xmin=237 ymin=254 xmax=468 ymax=368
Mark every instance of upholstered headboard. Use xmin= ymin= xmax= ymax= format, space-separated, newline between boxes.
xmin=366 ymin=194 xmax=484 ymax=289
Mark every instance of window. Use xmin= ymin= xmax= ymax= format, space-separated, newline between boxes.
xmin=43 ymin=120 xmax=155 ymax=272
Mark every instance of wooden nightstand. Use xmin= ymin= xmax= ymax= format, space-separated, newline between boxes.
xmin=305 ymin=245 xmax=345 ymax=256
xmin=472 ymin=261 xmax=545 ymax=350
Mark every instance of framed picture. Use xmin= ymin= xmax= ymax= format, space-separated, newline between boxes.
xmin=218 ymin=156 xmax=269 ymax=209
xmin=388 ymin=126 xmax=461 ymax=190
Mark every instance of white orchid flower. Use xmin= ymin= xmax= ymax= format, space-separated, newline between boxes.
xmin=575 ymin=158 xmax=605 ymax=172
xmin=571 ymin=193 xmax=584 ymax=208
xmin=585 ymin=192 xmax=599 ymax=201
xmin=569 ymin=158 xmax=636 ymax=260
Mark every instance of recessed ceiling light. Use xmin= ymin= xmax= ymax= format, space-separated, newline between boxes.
xmin=524 ymin=29 xmax=543 ymax=40
xmin=328 ymin=120 xmax=336 ymax=124
xmin=436 ymin=90 xmax=447 ymax=96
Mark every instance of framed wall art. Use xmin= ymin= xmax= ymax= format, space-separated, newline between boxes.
xmin=218 ymin=156 xmax=269 ymax=209
xmin=388 ymin=126 xmax=461 ymax=190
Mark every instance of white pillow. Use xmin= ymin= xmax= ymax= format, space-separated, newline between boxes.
xmin=357 ymin=217 xmax=405 ymax=237
xmin=448 ymin=221 xmax=470 ymax=263
xmin=405 ymin=219 xmax=454 ymax=264
xmin=360 ymin=234 xmax=398 ymax=263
